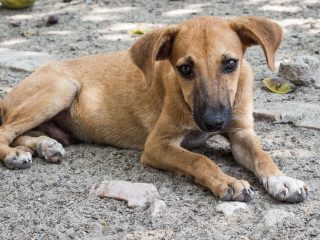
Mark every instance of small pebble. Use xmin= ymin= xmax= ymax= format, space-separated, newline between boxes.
xmin=47 ymin=15 xmax=59 ymax=25
xmin=216 ymin=202 xmax=247 ymax=216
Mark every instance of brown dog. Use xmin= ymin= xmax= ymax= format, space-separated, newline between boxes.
xmin=0 ymin=16 xmax=308 ymax=202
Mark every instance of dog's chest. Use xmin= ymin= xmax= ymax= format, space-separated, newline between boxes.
xmin=181 ymin=130 xmax=218 ymax=149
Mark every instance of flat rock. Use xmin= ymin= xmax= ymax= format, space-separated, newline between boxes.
xmin=253 ymin=111 xmax=282 ymax=122
xmin=254 ymin=101 xmax=320 ymax=130
xmin=0 ymin=48 xmax=56 ymax=72
xmin=90 ymin=180 xmax=160 ymax=208
xmin=215 ymin=202 xmax=247 ymax=216
xmin=278 ymin=55 xmax=320 ymax=86
xmin=259 ymin=209 xmax=294 ymax=227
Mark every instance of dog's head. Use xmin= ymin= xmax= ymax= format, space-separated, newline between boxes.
xmin=130 ymin=16 xmax=282 ymax=132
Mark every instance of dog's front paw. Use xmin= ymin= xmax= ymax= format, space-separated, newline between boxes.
xmin=3 ymin=149 xmax=32 ymax=169
xmin=221 ymin=179 xmax=255 ymax=202
xmin=37 ymin=138 xmax=65 ymax=163
xmin=261 ymin=176 xmax=309 ymax=203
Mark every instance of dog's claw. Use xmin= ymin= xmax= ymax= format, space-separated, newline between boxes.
xmin=37 ymin=138 xmax=65 ymax=163
xmin=274 ymin=189 xmax=288 ymax=201
xmin=221 ymin=187 xmax=234 ymax=201
xmin=261 ymin=176 xmax=309 ymax=203
xmin=233 ymin=188 xmax=255 ymax=202
xmin=283 ymin=191 xmax=307 ymax=203
xmin=3 ymin=151 xmax=32 ymax=169
xmin=220 ymin=181 xmax=254 ymax=202
xmin=244 ymin=188 xmax=255 ymax=201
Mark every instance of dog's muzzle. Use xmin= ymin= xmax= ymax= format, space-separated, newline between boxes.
xmin=194 ymin=105 xmax=232 ymax=132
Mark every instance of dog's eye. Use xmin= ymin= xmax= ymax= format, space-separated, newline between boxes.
xmin=223 ymin=59 xmax=238 ymax=73
xmin=177 ymin=64 xmax=194 ymax=79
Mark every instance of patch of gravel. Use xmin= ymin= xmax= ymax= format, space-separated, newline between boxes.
xmin=0 ymin=0 xmax=319 ymax=239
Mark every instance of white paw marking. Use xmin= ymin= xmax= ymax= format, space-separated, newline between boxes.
xmin=261 ymin=176 xmax=309 ymax=203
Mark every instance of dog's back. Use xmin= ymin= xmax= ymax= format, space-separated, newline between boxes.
xmin=45 ymin=50 xmax=165 ymax=149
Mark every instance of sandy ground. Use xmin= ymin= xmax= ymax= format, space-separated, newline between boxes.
xmin=0 ymin=0 xmax=320 ymax=239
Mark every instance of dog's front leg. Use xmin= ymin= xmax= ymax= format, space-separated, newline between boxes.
xmin=228 ymin=127 xmax=309 ymax=203
xmin=141 ymin=123 xmax=254 ymax=202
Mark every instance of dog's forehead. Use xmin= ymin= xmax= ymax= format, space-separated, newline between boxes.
xmin=173 ymin=17 xmax=243 ymax=60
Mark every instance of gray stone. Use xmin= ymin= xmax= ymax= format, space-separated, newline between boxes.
xmin=253 ymin=111 xmax=282 ymax=122
xmin=254 ymin=101 xmax=320 ymax=131
xmin=278 ymin=55 xmax=320 ymax=86
xmin=90 ymin=180 xmax=160 ymax=208
xmin=215 ymin=202 xmax=247 ymax=216
xmin=0 ymin=48 xmax=56 ymax=72
xmin=260 ymin=209 xmax=294 ymax=227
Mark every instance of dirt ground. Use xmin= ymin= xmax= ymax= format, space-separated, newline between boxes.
xmin=0 ymin=0 xmax=320 ymax=239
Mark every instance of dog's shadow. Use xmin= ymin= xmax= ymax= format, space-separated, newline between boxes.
xmin=192 ymin=134 xmax=233 ymax=164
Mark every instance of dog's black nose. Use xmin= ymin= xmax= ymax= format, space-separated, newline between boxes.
xmin=193 ymin=104 xmax=232 ymax=132
xmin=203 ymin=114 xmax=225 ymax=131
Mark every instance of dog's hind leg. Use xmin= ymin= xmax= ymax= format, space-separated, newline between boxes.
xmin=0 ymin=64 xmax=79 ymax=169
xmin=11 ymin=131 xmax=65 ymax=164
xmin=36 ymin=121 xmax=75 ymax=147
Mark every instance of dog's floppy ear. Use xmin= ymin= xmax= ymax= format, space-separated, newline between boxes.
xmin=130 ymin=26 xmax=180 ymax=86
xmin=229 ymin=16 xmax=283 ymax=71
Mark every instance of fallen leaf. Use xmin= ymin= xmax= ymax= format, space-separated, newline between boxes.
xmin=128 ymin=28 xmax=148 ymax=35
xmin=263 ymin=77 xmax=296 ymax=94
xmin=22 ymin=31 xmax=33 ymax=38
xmin=0 ymin=0 xmax=35 ymax=9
